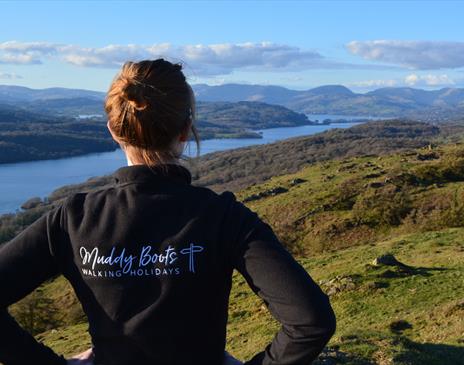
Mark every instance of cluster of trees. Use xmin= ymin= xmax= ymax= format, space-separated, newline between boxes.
xmin=196 ymin=101 xmax=310 ymax=129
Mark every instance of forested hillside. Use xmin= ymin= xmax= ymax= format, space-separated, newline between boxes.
xmin=0 ymin=101 xmax=311 ymax=164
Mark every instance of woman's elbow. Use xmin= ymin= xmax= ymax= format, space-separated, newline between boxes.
xmin=290 ymin=294 xmax=337 ymax=340
xmin=323 ymin=301 xmax=337 ymax=340
xmin=305 ymin=293 xmax=337 ymax=342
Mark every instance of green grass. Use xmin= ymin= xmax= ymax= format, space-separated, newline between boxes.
xmin=32 ymin=228 xmax=464 ymax=364
xmin=226 ymin=228 xmax=464 ymax=364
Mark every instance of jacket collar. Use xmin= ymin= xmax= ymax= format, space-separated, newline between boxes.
xmin=112 ymin=163 xmax=192 ymax=185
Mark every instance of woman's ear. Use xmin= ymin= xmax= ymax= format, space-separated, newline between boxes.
xmin=107 ymin=121 xmax=126 ymax=150
xmin=107 ymin=121 xmax=119 ymax=142
xmin=107 ymin=121 xmax=114 ymax=137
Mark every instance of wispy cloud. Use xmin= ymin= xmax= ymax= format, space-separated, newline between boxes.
xmin=348 ymin=79 xmax=398 ymax=88
xmin=404 ymin=73 xmax=455 ymax=86
xmin=346 ymin=40 xmax=464 ymax=70
xmin=0 ymin=71 xmax=23 ymax=79
xmin=0 ymin=40 xmax=388 ymax=76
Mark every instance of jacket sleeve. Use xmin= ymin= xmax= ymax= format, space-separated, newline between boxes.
xmin=224 ymin=192 xmax=336 ymax=365
xmin=0 ymin=205 xmax=68 ymax=365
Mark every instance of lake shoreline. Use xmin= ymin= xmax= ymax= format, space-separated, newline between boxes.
xmin=0 ymin=121 xmax=362 ymax=214
xmin=0 ymin=121 xmax=329 ymax=166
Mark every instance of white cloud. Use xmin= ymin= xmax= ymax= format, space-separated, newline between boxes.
xmin=0 ymin=41 xmax=57 ymax=54
xmin=404 ymin=73 xmax=455 ymax=86
xmin=347 ymin=40 xmax=464 ymax=70
xmin=60 ymin=43 xmax=172 ymax=68
xmin=0 ymin=41 xmax=58 ymax=64
xmin=0 ymin=53 xmax=41 ymax=65
xmin=0 ymin=40 xmax=386 ymax=76
xmin=346 ymin=74 xmax=458 ymax=91
xmin=0 ymin=71 xmax=23 ymax=79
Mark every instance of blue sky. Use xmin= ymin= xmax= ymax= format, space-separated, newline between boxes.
xmin=1 ymin=0 xmax=464 ymax=92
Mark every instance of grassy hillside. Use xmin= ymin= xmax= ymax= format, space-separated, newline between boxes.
xmin=193 ymin=120 xmax=457 ymax=192
xmin=25 ymin=227 xmax=463 ymax=365
xmin=20 ymin=228 xmax=464 ymax=365
xmin=6 ymin=139 xmax=464 ymax=364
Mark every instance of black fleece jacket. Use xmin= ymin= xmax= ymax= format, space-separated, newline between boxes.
xmin=0 ymin=163 xmax=336 ymax=365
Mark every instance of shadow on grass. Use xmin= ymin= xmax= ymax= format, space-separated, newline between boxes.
xmin=369 ymin=263 xmax=448 ymax=279
xmin=392 ymin=337 xmax=464 ymax=365
xmin=334 ymin=332 xmax=463 ymax=365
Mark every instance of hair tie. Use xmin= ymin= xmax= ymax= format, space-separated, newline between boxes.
xmin=132 ymin=79 xmax=168 ymax=96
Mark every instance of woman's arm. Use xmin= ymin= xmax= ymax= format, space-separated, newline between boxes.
xmin=0 ymin=206 xmax=68 ymax=365
xmin=225 ymin=192 xmax=336 ymax=365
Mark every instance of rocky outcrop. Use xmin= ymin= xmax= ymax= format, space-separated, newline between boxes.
xmin=372 ymin=254 xmax=409 ymax=268
xmin=319 ymin=275 xmax=357 ymax=296
xmin=243 ymin=186 xmax=288 ymax=202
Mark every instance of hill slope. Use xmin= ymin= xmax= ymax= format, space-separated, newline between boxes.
xmin=22 ymin=227 xmax=463 ymax=365
xmin=5 ymin=137 xmax=464 ymax=364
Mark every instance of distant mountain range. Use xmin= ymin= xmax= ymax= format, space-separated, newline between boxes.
xmin=1 ymin=83 xmax=464 ymax=120
xmin=0 ymin=85 xmax=105 ymax=117
xmin=0 ymin=85 xmax=103 ymax=102
xmin=193 ymin=84 xmax=464 ymax=118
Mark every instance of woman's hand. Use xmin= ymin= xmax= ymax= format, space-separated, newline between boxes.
xmin=224 ymin=350 xmax=243 ymax=365
xmin=66 ymin=347 xmax=94 ymax=365
xmin=67 ymin=347 xmax=242 ymax=365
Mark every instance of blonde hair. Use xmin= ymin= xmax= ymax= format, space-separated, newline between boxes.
xmin=105 ymin=59 xmax=200 ymax=169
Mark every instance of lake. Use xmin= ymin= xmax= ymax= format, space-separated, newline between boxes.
xmin=0 ymin=120 xmax=361 ymax=214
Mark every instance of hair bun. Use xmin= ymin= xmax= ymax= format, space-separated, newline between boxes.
xmin=121 ymin=79 xmax=149 ymax=111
